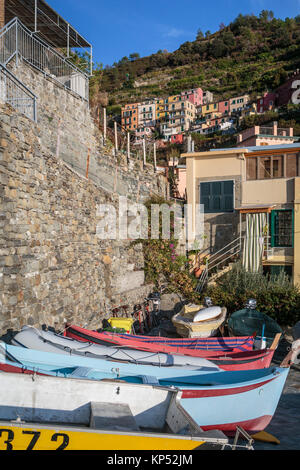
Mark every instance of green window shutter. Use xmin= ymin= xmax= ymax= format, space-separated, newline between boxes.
xmin=200 ymin=180 xmax=234 ymax=213
xmin=271 ymin=210 xmax=293 ymax=247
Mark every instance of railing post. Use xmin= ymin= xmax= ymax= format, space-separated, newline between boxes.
xmin=33 ymin=96 xmax=37 ymax=122
xmin=15 ymin=19 xmax=18 ymax=67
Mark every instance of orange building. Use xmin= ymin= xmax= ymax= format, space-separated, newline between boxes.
xmin=121 ymin=103 xmax=139 ymax=131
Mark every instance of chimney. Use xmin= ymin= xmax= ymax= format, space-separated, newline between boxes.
xmin=273 ymin=121 xmax=278 ymax=136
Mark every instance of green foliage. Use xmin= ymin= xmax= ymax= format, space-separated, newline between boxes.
xmin=93 ymin=10 xmax=300 ymax=107
xmin=134 ymin=196 xmax=200 ymax=302
xmin=203 ymin=263 xmax=300 ymax=326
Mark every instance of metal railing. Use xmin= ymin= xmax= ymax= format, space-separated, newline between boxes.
xmin=195 ymin=237 xmax=243 ymax=293
xmin=259 ymin=126 xmax=291 ymax=137
xmin=0 ymin=63 xmax=37 ymax=121
xmin=0 ymin=17 xmax=89 ymax=101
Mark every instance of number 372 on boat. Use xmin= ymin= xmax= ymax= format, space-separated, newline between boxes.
xmin=0 ymin=423 xmax=209 ymax=451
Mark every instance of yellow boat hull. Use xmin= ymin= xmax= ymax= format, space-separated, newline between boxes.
xmin=0 ymin=422 xmax=210 ymax=451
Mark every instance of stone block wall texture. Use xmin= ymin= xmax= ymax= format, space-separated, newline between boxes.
xmin=0 ymin=61 xmax=169 ymax=335
xmin=0 ymin=0 xmax=4 ymax=29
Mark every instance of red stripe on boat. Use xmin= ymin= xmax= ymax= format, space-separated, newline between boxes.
xmin=201 ymin=415 xmax=272 ymax=435
xmin=181 ymin=377 xmax=275 ymax=398
xmin=0 ymin=363 xmax=46 ymax=376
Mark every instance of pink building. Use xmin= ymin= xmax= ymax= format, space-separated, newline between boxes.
xmin=181 ymin=88 xmax=203 ymax=107
xmin=170 ymin=134 xmax=184 ymax=144
xmin=237 ymin=122 xmax=295 ymax=147
xmin=257 ymin=92 xmax=276 ymax=114
xmin=175 ymin=166 xmax=187 ymax=199
xmin=218 ymin=100 xmax=230 ymax=115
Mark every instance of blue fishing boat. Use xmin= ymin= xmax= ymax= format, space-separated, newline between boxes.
xmin=0 ymin=339 xmax=294 ymax=436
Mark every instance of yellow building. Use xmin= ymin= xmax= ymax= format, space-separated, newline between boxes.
xmin=158 ymin=96 xmax=196 ymax=140
xmin=229 ymin=94 xmax=250 ymax=114
xmin=198 ymin=102 xmax=219 ymax=116
xmin=183 ymin=143 xmax=300 ymax=286
xmin=156 ymin=95 xmax=185 ymax=122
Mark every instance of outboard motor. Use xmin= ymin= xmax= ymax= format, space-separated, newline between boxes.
xmin=204 ymin=297 xmax=213 ymax=308
xmin=245 ymin=298 xmax=257 ymax=310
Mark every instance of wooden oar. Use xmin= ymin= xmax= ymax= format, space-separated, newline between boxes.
xmin=270 ymin=333 xmax=282 ymax=350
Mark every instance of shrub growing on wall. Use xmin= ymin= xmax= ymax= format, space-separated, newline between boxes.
xmin=133 ymin=196 xmax=199 ymax=302
xmin=203 ymin=262 xmax=300 ymax=326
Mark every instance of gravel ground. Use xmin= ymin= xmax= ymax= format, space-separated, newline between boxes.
xmin=250 ymin=337 xmax=300 ymax=451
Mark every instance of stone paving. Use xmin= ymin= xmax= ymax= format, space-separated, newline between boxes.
xmin=251 ymin=338 xmax=300 ymax=451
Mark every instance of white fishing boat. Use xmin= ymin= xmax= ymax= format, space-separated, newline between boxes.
xmin=11 ymin=326 xmax=220 ymax=370
xmin=0 ymin=369 xmax=233 ymax=450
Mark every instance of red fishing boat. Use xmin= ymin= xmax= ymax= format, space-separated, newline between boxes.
xmin=64 ymin=324 xmax=281 ymax=371
xmin=65 ymin=323 xmax=256 ymax=354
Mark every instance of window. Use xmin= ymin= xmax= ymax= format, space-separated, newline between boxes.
xmin=263 ymin=265 xmax=292 ymax=279
xmin=261 ymin=157 xmax=271 ymax=178
xmin=272 ymin=156 xmax=284 ymax=178
xmin=200 ymin=180 xmax=234 ymax=213
xmin=271 ymin=210 xmax=293 ymax=247
xmin=258 ymin=155 xmax=283 ymax=179
xmin=286 ymin=153 xmax=299 ymax=177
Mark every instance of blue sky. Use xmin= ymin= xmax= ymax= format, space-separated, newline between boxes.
xmin=49 ymin=0 xmax=300 ymax=67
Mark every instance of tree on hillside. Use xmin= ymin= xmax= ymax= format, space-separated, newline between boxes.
xmin=259 ymin=10 xmax=274 ymax=22
xmin=196 ymin=29 xmax=204 ymax=40
xmin=129 ymin=52 xmax=140 ymax=61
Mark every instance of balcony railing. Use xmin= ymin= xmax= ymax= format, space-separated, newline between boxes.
xmin=0 ymin=17 xmax=89 ymax=101
xmin=0 ymin=63 xmax=37 ymax=121
xmin=259 ymin=126 xmax=291 ymax=137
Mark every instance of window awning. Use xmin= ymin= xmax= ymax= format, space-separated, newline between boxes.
xmin=5 ymin=0 xmax=91 ymax=49
xmin=236 ymin=204 xmax=276 ymax=214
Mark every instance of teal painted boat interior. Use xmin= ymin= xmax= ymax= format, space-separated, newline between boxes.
xmin=228 ymin=309 xmax=283 ymax=348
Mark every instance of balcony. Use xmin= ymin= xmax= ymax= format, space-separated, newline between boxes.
xmin=0 ymin=17 xmax=89 ymax=100
xmin=3 ymin=0 xmax=92 ymax=75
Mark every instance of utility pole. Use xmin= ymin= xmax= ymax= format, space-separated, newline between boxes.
xmin=142 ymin=138 xmax=146 ymax=167
xmin=153 ymin=142 xmax=157 ymax=172
xmin=103 ymin=107 xmax=107 ymax=145
xmin=114 ymin=121 xmax=118 ymax=154
xmin=127 ymin=132 xmax=130 ymax=162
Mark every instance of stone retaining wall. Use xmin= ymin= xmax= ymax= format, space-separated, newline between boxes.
xmin=0 ymin=67 xmax=168 ymax=334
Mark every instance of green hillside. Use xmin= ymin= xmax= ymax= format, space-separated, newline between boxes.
xmin=89 ymin=10 xmax=300 ymax=112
